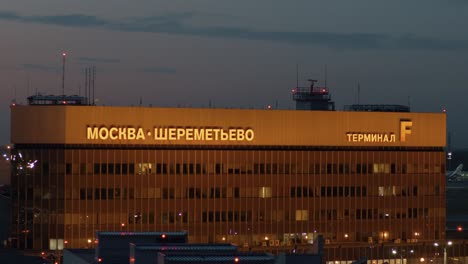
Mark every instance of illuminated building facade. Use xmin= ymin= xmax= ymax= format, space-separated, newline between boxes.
xmin=10 ymin=105 xmax=447 ymax=261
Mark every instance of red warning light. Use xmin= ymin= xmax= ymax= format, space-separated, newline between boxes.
xmin=234 ymin=257 xmax=239 ymax=262
xmin=98 ymin=257 xmax=102 ymax=262
xmin=457 ymin=226 xmax=463 ymax=232
xmin=162 ymin=234 xmax=166 ymax=238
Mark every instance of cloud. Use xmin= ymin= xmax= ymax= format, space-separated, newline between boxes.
xmin=21 ymin=63 xmax=59 ymax=73
xmin=1 ymin=11 xmax=467 ymax=51
xmin=140 ymin=67 xmax=176 ymax=74
xmin=78 ymin=57 xmax=121 ymax=63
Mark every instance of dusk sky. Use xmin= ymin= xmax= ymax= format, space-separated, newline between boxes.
xmin=1 ymin=1 xmax=468 ymax=148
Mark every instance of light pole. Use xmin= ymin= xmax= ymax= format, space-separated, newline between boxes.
xmin=392 ymin=248 xmax=414 ymax=264
xmin=444 ymin=241 xmax=452 ymax=264
xmin=434 ymin=241 xmax=452 ymax=264
xmin=392 ymin=249 xmax=404 ymax=264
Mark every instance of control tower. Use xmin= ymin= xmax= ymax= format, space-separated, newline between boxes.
xmin=292 ymin=79 xmax=335 ymax=111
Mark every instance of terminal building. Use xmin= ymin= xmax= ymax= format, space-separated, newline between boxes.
xmin=9 ymin=90 xmax=448 ymax=262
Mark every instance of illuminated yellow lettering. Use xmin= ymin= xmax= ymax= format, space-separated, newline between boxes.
xmin=358 ymin=134 xmax=364 ymax=141
xmin=177 ymin=128 xmax=185 ymax=140
xmin=212 ymin=129 xmax=220 ymax=140
xmin=128 ymin=128 xmax=136 ymax=140
xmin=346 ymin=133 xmax=352 ymax=142
xmin=154 ymin=128 xmax=167 ymax=140
xmin=229 ymin=129 xmax=236 ymax=141
xmin=194 ymin=129 xmax=204 ymax=140
xmin=99 ymin=127 xmax=109 ymax=140
xmin=118 ymin=128 xmax=126 ymax=140
xmin=245 ymin=129 xmax=254 ymax=141
xmin=186 ymin=128 xmax=193 ymax=140
xmin=363 ymin=134 xmax=371 ymax=142
xmin=87 ymin=127 xmax=99 ymax=140
xmin=109 ymin=127 xmax=118 ymax=140
xmin=205 ymin=129 xmax=213 ymax=140
xmin=390 ymin=134 xmax=396 ymax=142
xmin=237 ymin=129 xmax=245 ymax=141
xmin=221 ymin=130 xmax=229 ymax=140
xmin=136 ymin=128 xmax=145 ymax=140
xmin=168 ymin=128 xmax=176 ymax=140
xmin=377 ymin=134 xmax=383 ymax=142
xmin=400 ymin=121 xmax=412 ymax=142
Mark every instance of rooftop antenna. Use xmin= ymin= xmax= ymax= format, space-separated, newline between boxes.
xmin=62 ymin=52 xmax=67 ymax=95
xmin=92 ymin=66 xmax=96 ymax=105
xmin=296 ymin=64 xmax=299 ymax=88
xmin=324 ymin=64 xmax=327 ymax=88
xmin=84 ymin=68 xmax=88 ymax=104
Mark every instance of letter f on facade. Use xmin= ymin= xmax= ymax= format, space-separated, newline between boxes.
xmin=400 ymin=121 xmax=412 ymax=142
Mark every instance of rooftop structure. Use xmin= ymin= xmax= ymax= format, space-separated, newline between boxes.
xmin=26 ymin=94 xmax=90 ymax=106
xmin=344 ymin=104 xmax=410 ymax=112
xmin=292 ymin=79 xmax=335 ymax=111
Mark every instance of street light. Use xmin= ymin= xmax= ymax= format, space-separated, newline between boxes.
xmin=392 ymin=248 xmax=414 ymax=264
xmin=434 ymin=241 xmax=452 ymax=264
xmin=392 ymin=249 xmax=404 ymax=264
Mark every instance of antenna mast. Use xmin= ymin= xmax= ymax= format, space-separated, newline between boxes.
xmin=92 ymin=66 xmax=96 ymax=105
xmin=296 ymin=64 xmax=299 ymax=88
xmin=62 ymin=52 xmax=67 ymax=95
xmin=324 ymin=64 xmax=327 ymax=88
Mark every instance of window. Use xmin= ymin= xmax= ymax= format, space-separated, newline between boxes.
xmin=296 ymin=210 xmax=308 ymax=221
xmin=259 ymin=187 xmax=272 ymax=198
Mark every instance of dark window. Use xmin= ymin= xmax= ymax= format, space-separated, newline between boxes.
xmin=43 ymin=163 xmax=49 ymax=175
xmin=215 ymin=163 xmax=222 ymax=174
xmin=115 ymin=163 xmax=121 ymax=174
xmin=80 ymin=189 xmax=86 ymax=200
xmin=66 ymin=163 xmax=72 ymax=174
xmin=108 ymin=189 xmax=114 ymax=199
xmin=101 ymin=163 xmax=107 ymax=174
xmin=94 ymin=164 xmax=100 ymax=174
xmin=101 ymin=188 xmax=107 ymax=200
xmin=87 ymin=188 xmax=93 ymax=200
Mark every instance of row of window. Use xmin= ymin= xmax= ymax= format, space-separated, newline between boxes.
xmin=124 ymin=207 xmax=431 ymax=225
xmin=74 ymin=185 xmax=425 ymax=201
xmin=59 ymin=162 xmax=445 ymax=175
